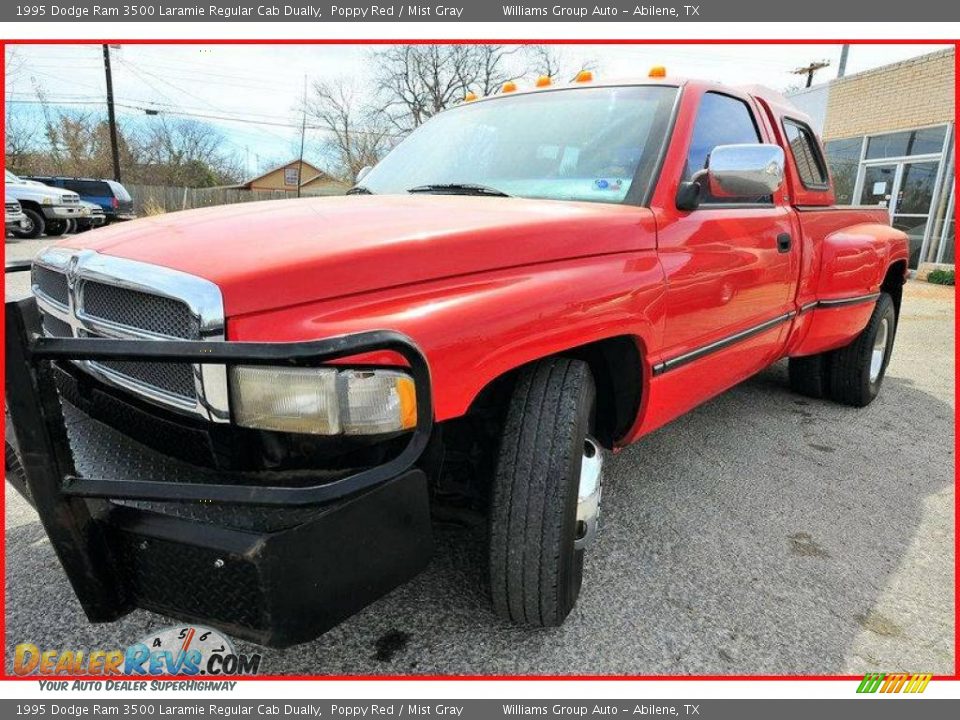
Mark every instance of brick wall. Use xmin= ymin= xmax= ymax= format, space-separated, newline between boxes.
xmin=822 ymin=49 xmax=955 ymax=140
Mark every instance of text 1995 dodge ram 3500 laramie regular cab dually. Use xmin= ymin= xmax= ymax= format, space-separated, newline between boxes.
xmin=5 ymin=73 xmax=908 ymax=648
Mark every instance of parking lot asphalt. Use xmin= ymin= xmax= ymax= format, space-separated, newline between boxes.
xmin=4 ymin=236 xmax=955 ymax=676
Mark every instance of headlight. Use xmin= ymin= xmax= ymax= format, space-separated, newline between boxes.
xmin=41 ymin=196 xmax=55 ymax=205
xmin=230 ymin=366 xmax=417 ymax=436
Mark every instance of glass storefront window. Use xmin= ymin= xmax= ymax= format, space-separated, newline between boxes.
xmin=923 ymin=134 xmax=954 ymax=266
xmin=896 ymin=162 xmax=938 ymax=214
xmin=865 ymin=125 xmax=947 ymax=159
xmin=824 ymin=137 xmax=862 ymax=205
xmin=940 ymin=219 xmax=955 ymax=264
xmin=893 ymin=215 xmax=930 ymax=269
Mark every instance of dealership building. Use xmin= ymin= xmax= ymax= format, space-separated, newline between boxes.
xmin=788 ymin=48 xmax=955 ymax=273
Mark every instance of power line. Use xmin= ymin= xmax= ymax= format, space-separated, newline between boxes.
xmin=6 ymin=98 xmax=404 ymax=138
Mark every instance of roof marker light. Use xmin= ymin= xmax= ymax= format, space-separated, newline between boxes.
xmin=501 ymin=81 xmax=518 ymax=93
xmin=574 ymin=70 xmax=594 ymax=83
xmin=535 ymin=75 xmax=553 ymax=88
xmin=464 ymin=92 xmax=478 ymax=102
xmin=648 ymin=66 xmax=667 ymax=78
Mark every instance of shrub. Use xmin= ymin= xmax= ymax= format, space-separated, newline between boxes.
xmin=926 ymin=268 xmax=955 ymax=286
xmin=142 ymin=198 xmax=167 ymax=217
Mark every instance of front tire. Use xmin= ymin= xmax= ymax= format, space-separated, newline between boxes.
xmin=488 ymin=358 xmax=600 ymax=627
xmin=827 ymin=293 xmax=897 ymax=407
xmin=13 ymin=208 xmax=44 ymax=239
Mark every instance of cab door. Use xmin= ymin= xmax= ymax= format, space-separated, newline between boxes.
xmin=642 ymin=87 xmax=798 ymax=428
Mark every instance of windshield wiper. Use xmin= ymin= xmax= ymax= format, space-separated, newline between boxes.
xmin=346 ymin=185 xmax=373 ymax=195
xmin=407 ymin=183 xmax=511 ymax=198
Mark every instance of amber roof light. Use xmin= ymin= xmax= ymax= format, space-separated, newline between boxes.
xmin=574 ymin=70 xmax=594 ymax=83
xmin=648 ymin=66 xmax=667 ymax=78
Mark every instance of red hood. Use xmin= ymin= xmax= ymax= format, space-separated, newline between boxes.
xmin=60 ymin=194 xmax=654 ymax=317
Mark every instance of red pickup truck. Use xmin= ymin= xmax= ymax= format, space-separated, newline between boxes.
xmin=5 ymin=74 xmax=908 ymax=649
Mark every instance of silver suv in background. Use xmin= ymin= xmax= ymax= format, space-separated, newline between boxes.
xmin=4 ymin=170 xmax=85 ymax=239
xmin=5 ymin=195 xmax=28 ymax=235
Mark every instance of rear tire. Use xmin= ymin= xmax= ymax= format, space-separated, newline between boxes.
xmin=13 ymin=208 xmax=44 ymax=239
xmin=788 ymin=354 xmax=829 ymax=399
xmin=45 ymin=219 xmax=68 ymax=237
xmin=488 ymin=358 xmax=598 ymax=627
xmin=827 ymin=293 xmax=896 ymax=407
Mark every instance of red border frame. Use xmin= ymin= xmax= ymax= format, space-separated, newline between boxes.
xmin=0 ymin=37 xmax=957 ymax=684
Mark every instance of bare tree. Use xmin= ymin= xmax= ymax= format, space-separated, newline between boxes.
xmin=4 ymin=110 xmax=39 ymax=173
xmin=524 ymin=45 xmax=598 ymax=82
xmin=137 ymin=117 xmax=242 ymax=186
xmin=4 ymin=47 xmax=25 ymax=86
xmin=466 ymin=45 xmax=523 ymax=96
xmin=307 ymin=79 xmax=391 ymax=182
xmin=372 ymin=44 xmax=523 ymax=131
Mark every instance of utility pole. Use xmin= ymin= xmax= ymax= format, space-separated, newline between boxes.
xmin=102 ymin=44 xmax=122 ymax=182
xmin=296 ymin=74 xmax=307 ymax=198
xmin=791 ymin=60 xmax=831 ymax=88
xmin=837 ymin=45 xmax=850 ymax=78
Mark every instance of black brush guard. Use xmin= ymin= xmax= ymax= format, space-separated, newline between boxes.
xmin=4 ymin=263 xmax=435 ymax=648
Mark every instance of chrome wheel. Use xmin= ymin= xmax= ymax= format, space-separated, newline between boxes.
xmin=15 ymin=215 xmax=34 ymax=237
xmin=575 ymin=437 xmax=603 ymax=550
xmin=869 ymin=317 xmax=889 ymax=383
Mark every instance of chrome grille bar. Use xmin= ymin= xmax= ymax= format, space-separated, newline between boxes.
xmin=30 ymin=248 xmax=230 ymax=423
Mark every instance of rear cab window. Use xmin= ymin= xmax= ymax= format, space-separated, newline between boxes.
xmin=782 ymin=119 xmax=829 ymax=189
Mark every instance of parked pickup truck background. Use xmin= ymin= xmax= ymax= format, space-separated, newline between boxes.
xmin=5 ymin=73 xmax=908 ymax=649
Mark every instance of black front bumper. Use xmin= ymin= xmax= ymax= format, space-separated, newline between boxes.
xmin=4 ymin=288 xmax=435 ymax=648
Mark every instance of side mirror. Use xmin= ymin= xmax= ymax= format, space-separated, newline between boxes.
xmin=355 ymin=165 xmax=373 ymax=183
xmin=706 ymin=144 xmax=785 ymax=198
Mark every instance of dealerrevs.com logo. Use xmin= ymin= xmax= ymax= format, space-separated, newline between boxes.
xmin=14 ymin=625 xmax=262 ymax=676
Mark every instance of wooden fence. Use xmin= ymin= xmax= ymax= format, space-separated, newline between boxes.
xmin=125 ymin=184 xmax=345 ymax=216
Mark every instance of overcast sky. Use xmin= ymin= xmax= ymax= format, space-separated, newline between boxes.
xmin=6 ymin=43 xmax=949 ymax=178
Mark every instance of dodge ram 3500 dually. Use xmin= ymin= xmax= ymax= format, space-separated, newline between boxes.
xmin=4 ymin=74 xmax=908 ymax=648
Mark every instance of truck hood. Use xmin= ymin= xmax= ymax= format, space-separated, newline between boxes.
xmin=60 ymin=194 xmax=655 ymax=317
xmin=8 ymin=179 xmax=79 ymax=202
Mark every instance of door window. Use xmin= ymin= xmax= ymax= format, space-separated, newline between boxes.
xmin=684 ymin=92 xmax=767 ymax=204
xmin=859 ymin=165 xmax=897 ymax=207
xmin=894 ymin=161 xmax=939 ymax=268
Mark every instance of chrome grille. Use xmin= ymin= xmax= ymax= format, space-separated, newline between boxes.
xmin=29 ymin=248 xmax=229 ymax=422
xmin=82 ymin=282 xmax=198 ymax=339
xmin=33 ymin=265 xmax=69 ymax=306
xmin=61 ymin=195 xmax=80 ymax=204
xmin=95 ymin=359 xmax=197 ymax=398
xmin=5 ymin=202 xmax=19 ymax=212
xmin=42 ymin=314 xmax=73 ymax=338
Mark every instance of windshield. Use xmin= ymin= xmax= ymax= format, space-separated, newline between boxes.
xmin=362 ymin=85 xmax=678 ymax=205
